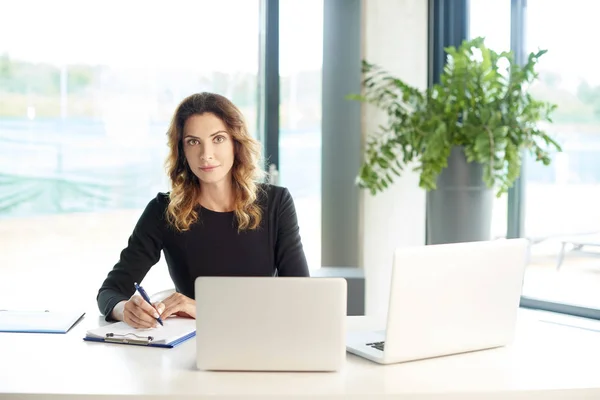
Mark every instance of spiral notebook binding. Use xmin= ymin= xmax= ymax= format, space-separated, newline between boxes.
xmin=104 ymin=332 xmax=155 ymax=345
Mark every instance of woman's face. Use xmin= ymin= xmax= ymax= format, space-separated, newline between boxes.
xmin=182 ymin=113 xmax=235 ymax=186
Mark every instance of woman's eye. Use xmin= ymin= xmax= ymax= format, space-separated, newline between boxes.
xmin=214 ymin=136 xmax=225 ymax=143
xmin=188 ymin=139 xmax=198 ymax=145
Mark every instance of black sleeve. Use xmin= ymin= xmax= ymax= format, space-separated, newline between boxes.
xmin=96 ymin=195 xmax=166 ymax=320
xmin=274 ymin=187 xmax=310 ymax=277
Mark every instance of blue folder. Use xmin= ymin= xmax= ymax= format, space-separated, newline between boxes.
xmin=0 ymin=310 xmax=85 ymax=334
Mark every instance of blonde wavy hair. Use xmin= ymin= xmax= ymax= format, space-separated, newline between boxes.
xmin=164 ymin=92 xmax=265 ymax=232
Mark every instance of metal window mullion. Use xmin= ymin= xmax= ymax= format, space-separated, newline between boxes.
xmin=259 ymin=0 xmax=280 ymax=173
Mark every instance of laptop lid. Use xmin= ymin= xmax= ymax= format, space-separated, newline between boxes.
xmin=194 ymin=276 xmax=347 ymax=371
xmin=383 ymin=238 xmax=528 ymax=363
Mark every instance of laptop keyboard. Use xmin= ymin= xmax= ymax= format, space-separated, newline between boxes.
xmin=366 ymin=341 xmax=385 ymax=351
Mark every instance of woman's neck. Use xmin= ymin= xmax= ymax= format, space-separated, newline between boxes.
xmin=198 ymin=180 xmax=235 ymax=212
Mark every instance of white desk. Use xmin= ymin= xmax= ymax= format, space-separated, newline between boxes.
xmin=0 ymin=309 xmax=599 ymax=399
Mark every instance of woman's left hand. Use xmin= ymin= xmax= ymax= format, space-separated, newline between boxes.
xmin=155 ymin=292 xmax=196 ymax=320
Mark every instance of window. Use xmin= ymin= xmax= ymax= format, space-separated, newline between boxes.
xmin=278 ymin=0 xmax=323 ymax=269
xmin=469 ymin=0 xmax=511 ymax=241
xmin=469 ymin=0 xmax=511 ymax=53
xmin=0 ymin=0 xmax=261 ymax=306
xmin=520 ymin=0 xmax=600 ymax=310
xmin=468 ymin=0 xmax=600 ymax=316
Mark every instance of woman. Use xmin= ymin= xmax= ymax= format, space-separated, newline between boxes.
xmin=97 ymin=92 xmax=310 ymax=328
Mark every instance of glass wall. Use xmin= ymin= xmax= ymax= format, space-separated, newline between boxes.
xmin=470 ymin=0 xmax=600 ymax=313
xmin=521 ymin=0 xmax=600 ymax=310
xmin=278 ymin=0 xmax=323 ymax=269
xmin=469 ymin=0 xmax=511 ymax=52
xmin=0 ymin=0 xmax=261 ymax=307
xmin=468 ymin=0 xmax=511 ymax=240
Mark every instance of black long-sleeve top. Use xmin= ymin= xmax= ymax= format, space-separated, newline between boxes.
xmin=97 ymin=184 xmax=310 ymax=318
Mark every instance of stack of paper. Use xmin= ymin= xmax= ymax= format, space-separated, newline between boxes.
xmin=0 ymin=310 xmax=85 ymax=333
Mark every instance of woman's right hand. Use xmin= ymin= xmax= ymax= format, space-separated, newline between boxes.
xmin=111 ymin=296 xmax=165 ymax=329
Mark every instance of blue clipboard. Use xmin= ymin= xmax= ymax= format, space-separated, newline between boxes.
xmin=83 ymin=331 xmax=196 ymax=348
xmin=83 ymin=318 xmax=196 ymax=348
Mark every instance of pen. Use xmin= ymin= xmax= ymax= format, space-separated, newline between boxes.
xmin=134 ymin=282 xmax=164 ymax=326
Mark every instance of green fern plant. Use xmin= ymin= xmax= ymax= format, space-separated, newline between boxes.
xmin=348 ymin=37 xmax=561 ymax=197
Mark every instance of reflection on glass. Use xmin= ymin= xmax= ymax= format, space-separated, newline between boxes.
xmin=521 ymin=0 xmax=600 ymax=309
xmin=0 ymin=0 xmax=261 ymax=304
xmin=278 ymin=0 xmax=323 ymax=269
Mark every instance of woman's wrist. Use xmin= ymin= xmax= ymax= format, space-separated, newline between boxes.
xmin=111 ymin=300 xmax=127 ymax=321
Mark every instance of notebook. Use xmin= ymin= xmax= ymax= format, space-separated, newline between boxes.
xmin=0 ymin=310 xmax=85 ymax=333
xmin=83 ymin=317 xmax=196 ymax=348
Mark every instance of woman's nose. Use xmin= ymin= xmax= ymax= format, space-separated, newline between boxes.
xmin=200 ymin=145 xmax=213 ymax=160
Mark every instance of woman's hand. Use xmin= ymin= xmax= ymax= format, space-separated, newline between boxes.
xmin=112 ymin=296 xmax=164 ymax=329
xmin=155 ymin=292 xmax=196 ymax=320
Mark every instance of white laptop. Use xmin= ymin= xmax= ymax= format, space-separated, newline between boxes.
xmin=346 ymin=238 xmax=528 ymax=364
xmin=194 ymin=276 xmax=347 ymax=371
